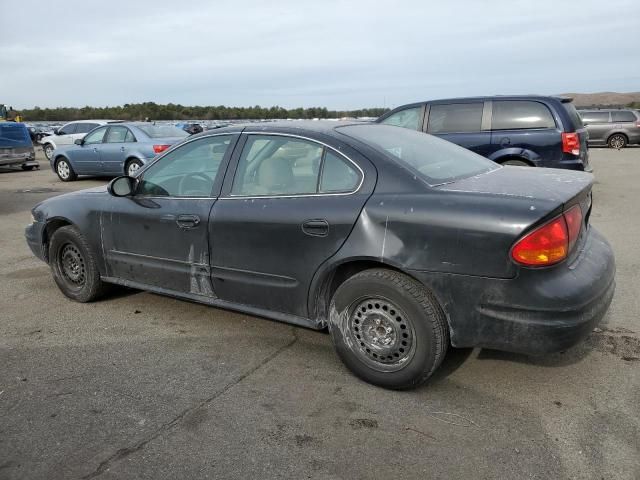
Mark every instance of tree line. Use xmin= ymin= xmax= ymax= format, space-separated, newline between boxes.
xmin=19 ymin=103 xmax=389 ymax=121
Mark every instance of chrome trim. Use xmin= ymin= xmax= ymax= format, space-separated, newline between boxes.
xmin=225 ymin=132 xmax=365 ymax=200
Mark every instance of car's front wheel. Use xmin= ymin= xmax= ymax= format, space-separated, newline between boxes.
xmin=328 ymin=269 xmax=448 ymax=389
xmin=55 ymin=158 xmax=77 ymax=182
xmin=43 ymin=143 xmax=54 ymax=160
xmin=49 ymin=225 xmax=107 ymax=302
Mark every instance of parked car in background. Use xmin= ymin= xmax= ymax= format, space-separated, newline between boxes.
xmin=40 ymin=120 xmax=118 ymax=161
xmin=578 ymin=109 xmax=640 ymax=148
xmin=0 ymin=122 xmax=39 ymax=170
xmin=26 ymin=121 xmax=614 ymax=389
xmin=377 ymin=96 xmax=590 ymax=171
xmin=26 ymin=125 xmax=53 ymax=143
xmin=50 ymin=122 xmax=188 ymax=181
xmin=176 ymin=122 xmax=204 ymax=135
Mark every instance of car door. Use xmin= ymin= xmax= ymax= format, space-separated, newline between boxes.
xmin=100 ymin=125 xmax=132 ymax=175
xmin=101 ymin=133 xmax=238 ymax=295
xmin=70 ymin=126 xmax=107 ymax=174
xmin=209 ymin=132 xmax=374 ymax=318
xmin=581 ymin=111 xmax=610 ymax=144
xmin=54 ymin=123 xmax=78 ymax=145
xmin=425 ymin=101 xmax=491 ymax=156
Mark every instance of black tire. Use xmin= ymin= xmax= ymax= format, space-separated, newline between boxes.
xmin=55 ymin=157 xmax=77 ymax=182
xmin=21 ymin=165 xmax=36 ymax=171
xmin=328 ymin=268 xmax=448 ymax=390
xmin=43 ymin=143 xmax=54 ymax=160
xmin=501 ymin=158 xmax=530 ymax=167
xmin=125 ymin=158 xmax=143 ymax=177
xmin=49 ymin=225 xmax=107 ymax=302
xmin=607 ymin=133 xmax=627 ymax=149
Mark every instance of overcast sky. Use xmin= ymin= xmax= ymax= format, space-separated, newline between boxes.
xmin=1 ymin=0 xmax=638 ymax=110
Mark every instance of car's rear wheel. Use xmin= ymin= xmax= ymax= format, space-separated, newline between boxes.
xmin=49 ymin=226 xmax=107 ymax=302
xmin=125 ymin=159 xmax=143 ymax=176
xmin=607 ymin=133 xmax=627 ymax=149
xmin=43 ymin=143 xmax=54 ymax=160
xmin=501 ymin=158 xmax=530 ymax=166
xmin=55 ymin=158 xmax=77 ymax=182
xmin=328 ymin=269 xmax=448 ymax=389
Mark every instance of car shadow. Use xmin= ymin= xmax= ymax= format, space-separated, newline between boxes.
xmin=475 ymin=341 xmax=595 ymax=367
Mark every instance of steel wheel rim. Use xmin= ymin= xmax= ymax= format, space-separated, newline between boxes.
xmin=59 ymin=243 xmax=86 ymax=287
xmin=57 ymin=161 xmax=70 ymax=179
xmin=347 ymin=297 xmax=416 ymax=372
xmin=127 ymin=162 xmax=140 ymax=176
xmin=610 ymin=135 xmax=624 ymax=148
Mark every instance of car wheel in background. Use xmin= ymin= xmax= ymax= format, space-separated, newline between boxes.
xmin=55 ymin=158 xmax=77 ymax=182
xmin=43 ymin=143 xmax=54 ymax=160
xmin=607 ymin=134 xmax=627 ymax=149
xmin=501 ymin=158 xmax=530 ymax=166
xmin=328 ymin=269 xmax=448 ymax=389
xmin=49 ymin=226 xmax=108 ymax=302
xmin=125 ymin=159 xmax=143 ymax=176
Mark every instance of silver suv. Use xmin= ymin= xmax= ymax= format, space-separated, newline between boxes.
xmin=579 ymin=109 xmax=640 ymax=148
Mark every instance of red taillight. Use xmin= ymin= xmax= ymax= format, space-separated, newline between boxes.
xmin=562 ymin=132 xmax=580 ymax=156
xmin=511 ymin=205 xmax=583 ymax=266
xmin=153 ymin=144 xmax=171 ymax=154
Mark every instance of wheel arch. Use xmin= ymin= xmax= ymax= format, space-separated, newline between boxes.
xmin=309 ymin=257 xmax=450 ymax=331
xmin=607 ymin=131 xmax=628 ymax=143
xmin=42 ymin=217 xmax=75 ymax=263
xmin=488 ymin=147 xmax=541 ymax=166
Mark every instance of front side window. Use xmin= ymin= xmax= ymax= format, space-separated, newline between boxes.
xmin=380 ymin=106 xmax=422 ymax=130
xmin=58 ymin=123 xmax=77 ymax=135
xmin=105 ymin=126 xmax=129 ymax=143
xmin=231 ymin=135 xmax=361 ymax=197
xmin=76 ymin=123 xmax=99 ymax=134
xmin=137 ymin=135 xmax=231 ymax=197
xmin=612 ymin=111 xmax=637 ymax=122
xmin=427 ymin=103 xmax=483 ymax=134
xmin=580 ymin=111 xmax=609 ymax=123
xmin=491 ymin=101 xmax=555 ymax=130
xmin=83 ymin=127 xmax=107 ymax=144
xmin=339 ymin=124 xmax=497 ymax=186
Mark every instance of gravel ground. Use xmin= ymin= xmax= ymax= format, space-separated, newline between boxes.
xmin=0 ymin=147 xmax=638 ymax=479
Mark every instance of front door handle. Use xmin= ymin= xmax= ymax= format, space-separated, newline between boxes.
xmin=176 ymin=214 xmax=200 ymax=229
xmin=302 ymin=219 xmax=329 ymax=237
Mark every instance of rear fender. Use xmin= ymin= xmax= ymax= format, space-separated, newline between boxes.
xmin=488 ymin=147 xmax=541 ymax=165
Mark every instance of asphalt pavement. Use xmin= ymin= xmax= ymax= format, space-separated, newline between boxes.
xmin=0 ymin=147 xmax=638 ymax=479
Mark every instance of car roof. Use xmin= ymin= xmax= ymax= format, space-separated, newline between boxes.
xmin=66 ymin=119 xmax=118 ymax=124
xmin=187 ymin=120 xmax=367 ymax=138
xmin=383 ymin=95 xmax=572 ymax=111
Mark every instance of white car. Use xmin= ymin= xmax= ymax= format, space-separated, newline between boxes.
xmin=40 ymin=120 xmax=117 ymax=160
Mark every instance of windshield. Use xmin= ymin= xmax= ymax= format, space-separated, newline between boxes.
xmin=136 ymin=124 xmax=189 ymax=138
xmin=338 ymin=124 xmax=497 ymax=185
xmin=0 ymin=123 xmax=31 ymax=145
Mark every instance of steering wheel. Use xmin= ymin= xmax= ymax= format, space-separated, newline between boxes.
xmin=177 ymin=172 xmax=212 ymax=196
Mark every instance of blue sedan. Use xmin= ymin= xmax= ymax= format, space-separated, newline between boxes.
xmin=50 ymin=122 xmax=188 ymax=181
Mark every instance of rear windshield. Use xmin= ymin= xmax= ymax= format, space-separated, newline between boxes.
xmin=136 ymin=124 xmax=188 ymax=138
xmin=562 ymin=102 xmax=584 ymax=130
xmin=0 ymin=123 xmax=30 ymax=144
xmin=338 ymin=124 xmax=498 ymax=185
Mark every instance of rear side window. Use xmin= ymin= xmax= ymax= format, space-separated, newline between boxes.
xmin=320 ymin=151 xmax=361 ymax=193
xmin=611 ymin=111 xmax=637 ymax=122
xmin=427 ymin=103 xmax=483 ymax=134
xmin=580 ymin=111 xmax=609 ymax=123
xmin=380 ymin=106 xmax=422 ymax=130
xmin=125 ymin=129 xmax=136 ymax=142
xmin=491 ymin=101 xmax=555 ymax=130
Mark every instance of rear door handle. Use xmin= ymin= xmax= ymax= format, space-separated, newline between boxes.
xmin=176 ymin=214 xmax=200 ymax=229
xmin=302 ymin=219 xmax=329 ymax=237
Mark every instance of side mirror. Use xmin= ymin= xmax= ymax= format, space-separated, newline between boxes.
xmin=74 ymin=138 xmax=84 ymax=145
xmin=108 ymin=176 xmax=137 ymax=197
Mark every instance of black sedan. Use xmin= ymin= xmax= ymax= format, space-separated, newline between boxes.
xmin=25 ymin=122 xmax=615 ymax=389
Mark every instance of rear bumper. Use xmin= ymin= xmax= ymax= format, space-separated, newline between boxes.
xmin=0 ymin=153 xmax=37 ymax=167
xmin=410 ymin=227 xmax=615 ymax=354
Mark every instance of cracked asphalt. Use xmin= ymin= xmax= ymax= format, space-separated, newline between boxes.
xmin=1 ymin=148 xmax=639 ymax=479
